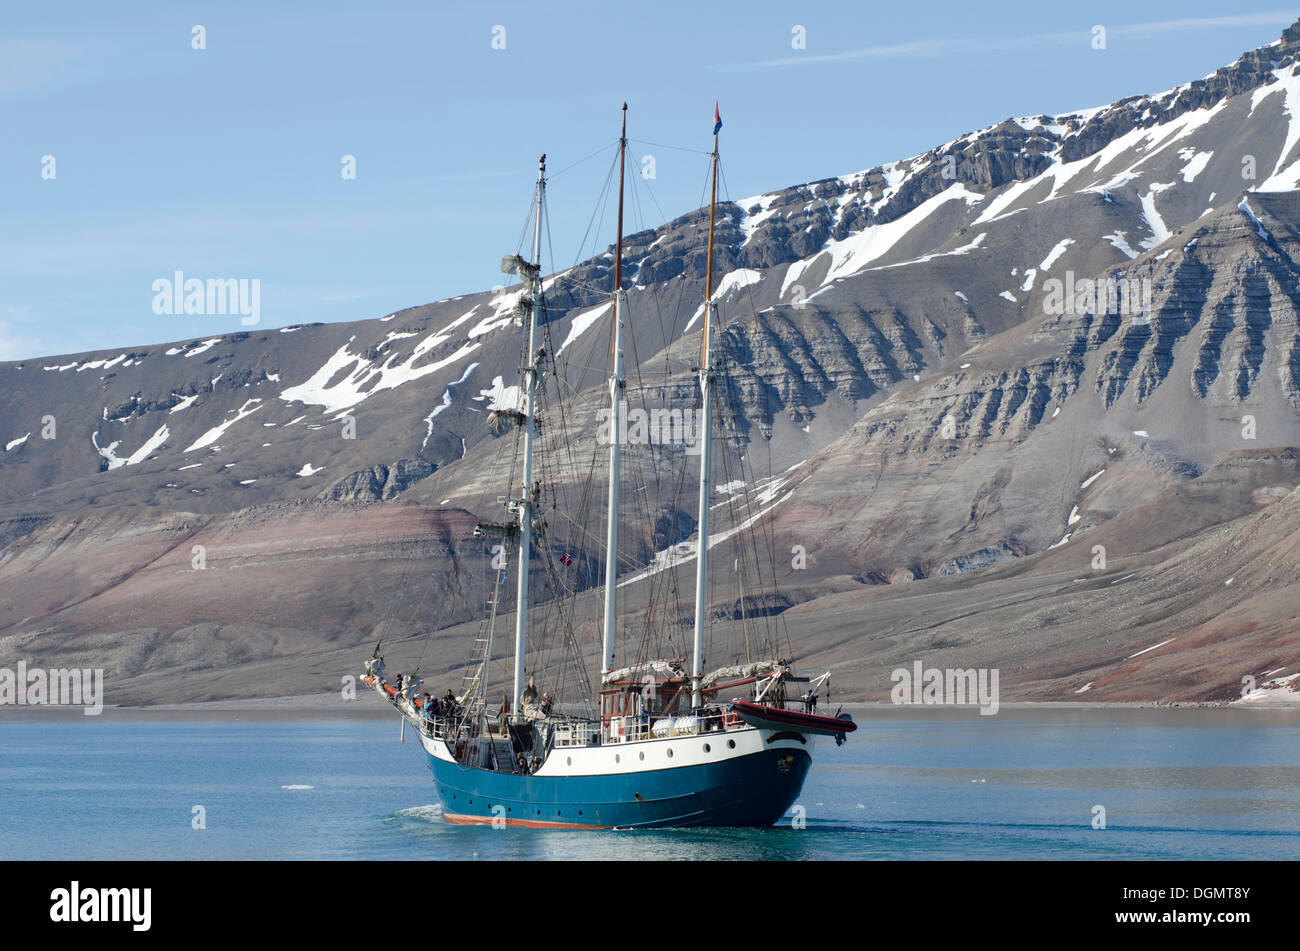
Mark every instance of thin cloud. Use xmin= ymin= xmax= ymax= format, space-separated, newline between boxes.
xmin=1112 ymin=12 xmax=1300 ymax=38
xmin=0 ymin=37 xmax=88 ymax=96
xmin=0 ymin=308 xmax=52 ymax=362
xmin=720 ymin=12 xmax=1300 ymax=70
xmin=408 ymin=169 xmax=526 ymax=185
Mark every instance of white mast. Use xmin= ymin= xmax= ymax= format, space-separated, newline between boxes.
xmin=511 ymin=154 xmax=546 ymax=716
xmin=690 ymin=128 xmax=720 ymax=710
xmin=601 ymin=105 xmax=629 ymax=679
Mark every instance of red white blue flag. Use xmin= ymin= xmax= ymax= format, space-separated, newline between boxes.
xmin=713 ymin=102 xmax=722 ymax=135
xmin=560 ymin=550 xmax=574 ymax=566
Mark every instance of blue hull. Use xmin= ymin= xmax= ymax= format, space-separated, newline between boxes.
xmin=424 ymin=747 xmax=811 ymax=828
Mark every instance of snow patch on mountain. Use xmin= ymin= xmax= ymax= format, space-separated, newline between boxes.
xmin=973 ymin=177 xmax=1042 ymax=225
xmin=46 ymin=355 xmax=130 ymax=373
xmin=618 ymin=467 xmax=803 ymax=587
xmin=279 ymin=333 xmax=482 ymax=415
xmin=781 ymin=256 xmax=821 ymax=297
xmin=1259 ymin=158 xmax=1300 ymax=191
xmin=73 ymin=354 xmax=128 ymax=373
xmin=685 ymin=269 xmax=762 ymax=330
xmin=816 ymin=183 xmax=984 ymax=290
xmin=1238 ymin=196 xmax=1272 ymax=241
xmin=1177 ymin=148 xmax=1213 ymax=182
xmin=1139 ymin=184 xmax=1176 ymax=248
xmin=1128 ymin=637 xmax=1175 ymax=659
xmin=1040 ymin=239 xmax=1074 ymax=271
xmin=473 ymin=375 xmax=525 ymax=412
xmin=1265 ymin=66 xmax=1300 ymax=181
xmin=185 ymin=400 xmax=263 ymax=452
xmin=95 ymin=423 xmax=170 ymax=469
xmin=1104 ymin=231 xmax=1139 ymax=259
xmin=1081 ymin=469 xmax=1106 ymax=489
xmin=417 ymin=306 xmax=481 ymax=354
xmin=558 ymin=302 xmax=612 ymax=355
xmin=468 ymin=290 xmax=528 ymax=339
xmin=165 ymin=338 xmax=222 ymax=357
xmin=872 ymin=231 xmax=987 ymax=271
xmin=423 ymin=361 xmax=480 ymax=447
xmin=739 ymin=194 xmax=781 ymax=245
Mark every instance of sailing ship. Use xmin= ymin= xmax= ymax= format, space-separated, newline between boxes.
xmin=362 ymin=104 xmax=855 ymax=828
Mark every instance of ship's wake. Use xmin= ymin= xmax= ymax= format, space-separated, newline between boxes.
xmin=387 ymin=804 xmax=444 ymax=824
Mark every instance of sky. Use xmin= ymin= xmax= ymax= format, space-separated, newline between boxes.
xmin=3 ymin=1 xmax=1298 ymax=360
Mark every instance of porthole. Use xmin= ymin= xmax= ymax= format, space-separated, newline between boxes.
xmin=638 ymin=751 xmax=645 ymax=761
xmin=615 ymin=754 xmax=620 ymax=763
xmin=566 ymin=757 xmax=572 ymax=766
xmin=703 ymin=743 xmax=711 ymax=753
xmin=667 ymin=748 xmax=674 ymax=758
xmin=727 ymin=740 xmax=736 ymax=749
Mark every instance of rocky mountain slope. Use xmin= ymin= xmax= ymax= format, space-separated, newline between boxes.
xmin=4 ymin=22 xmax=1300 ymax=704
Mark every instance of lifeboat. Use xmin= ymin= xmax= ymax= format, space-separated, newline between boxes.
xmin=730 ymin=700 xmax=857 ymax=741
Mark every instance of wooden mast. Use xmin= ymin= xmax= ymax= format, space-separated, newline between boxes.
xmin=703 ymin=125 xmax=718 ymax=351
xmin=601 ymin=104 xmax=629 ymax=680
xmin=691 ymin=112 xmax=720 ymax=709
xmin=511 ymin=154 xmax=546 ymax=717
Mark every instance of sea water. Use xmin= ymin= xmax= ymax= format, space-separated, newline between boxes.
xmin=1 ymin=706 xmax=1297 ymax=860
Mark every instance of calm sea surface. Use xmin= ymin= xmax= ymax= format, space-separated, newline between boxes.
xmin=2 ymin=707 xmax=1298 ymax=860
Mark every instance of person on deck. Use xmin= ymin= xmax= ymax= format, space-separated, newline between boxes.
xmin=539 ymin=693 xmax=553 ymax=716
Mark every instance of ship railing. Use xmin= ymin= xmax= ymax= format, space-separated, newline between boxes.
xmin=603 ymin=711 xmax=733 ymax=743
xmin=550 ymin=718 xmax=600 ymax=748
xmin=416 ymin=713 xmax=470 ymax=740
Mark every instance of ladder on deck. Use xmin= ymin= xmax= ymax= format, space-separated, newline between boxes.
xmin=460 ymin=566 xmax=508 ymax=721
xmin=489 ymin=738 xmax=517 ymax=772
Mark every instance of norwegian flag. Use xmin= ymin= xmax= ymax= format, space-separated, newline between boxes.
xmin=559 ymin=550 xmax=574 ymax=567
xmin=713 ymin=102 xmax=722 ymax=135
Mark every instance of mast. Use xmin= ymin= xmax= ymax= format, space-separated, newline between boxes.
xmin=512 ymin=154 xmax=546 ymax=716
xmin=690 ymin=114 xmax=720 ymax=709
xmin=601 ymin=104 xmax=629 ymax=679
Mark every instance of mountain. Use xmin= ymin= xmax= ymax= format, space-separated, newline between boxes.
xmin=5 ymin=23 xmax=1300 ymax=704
